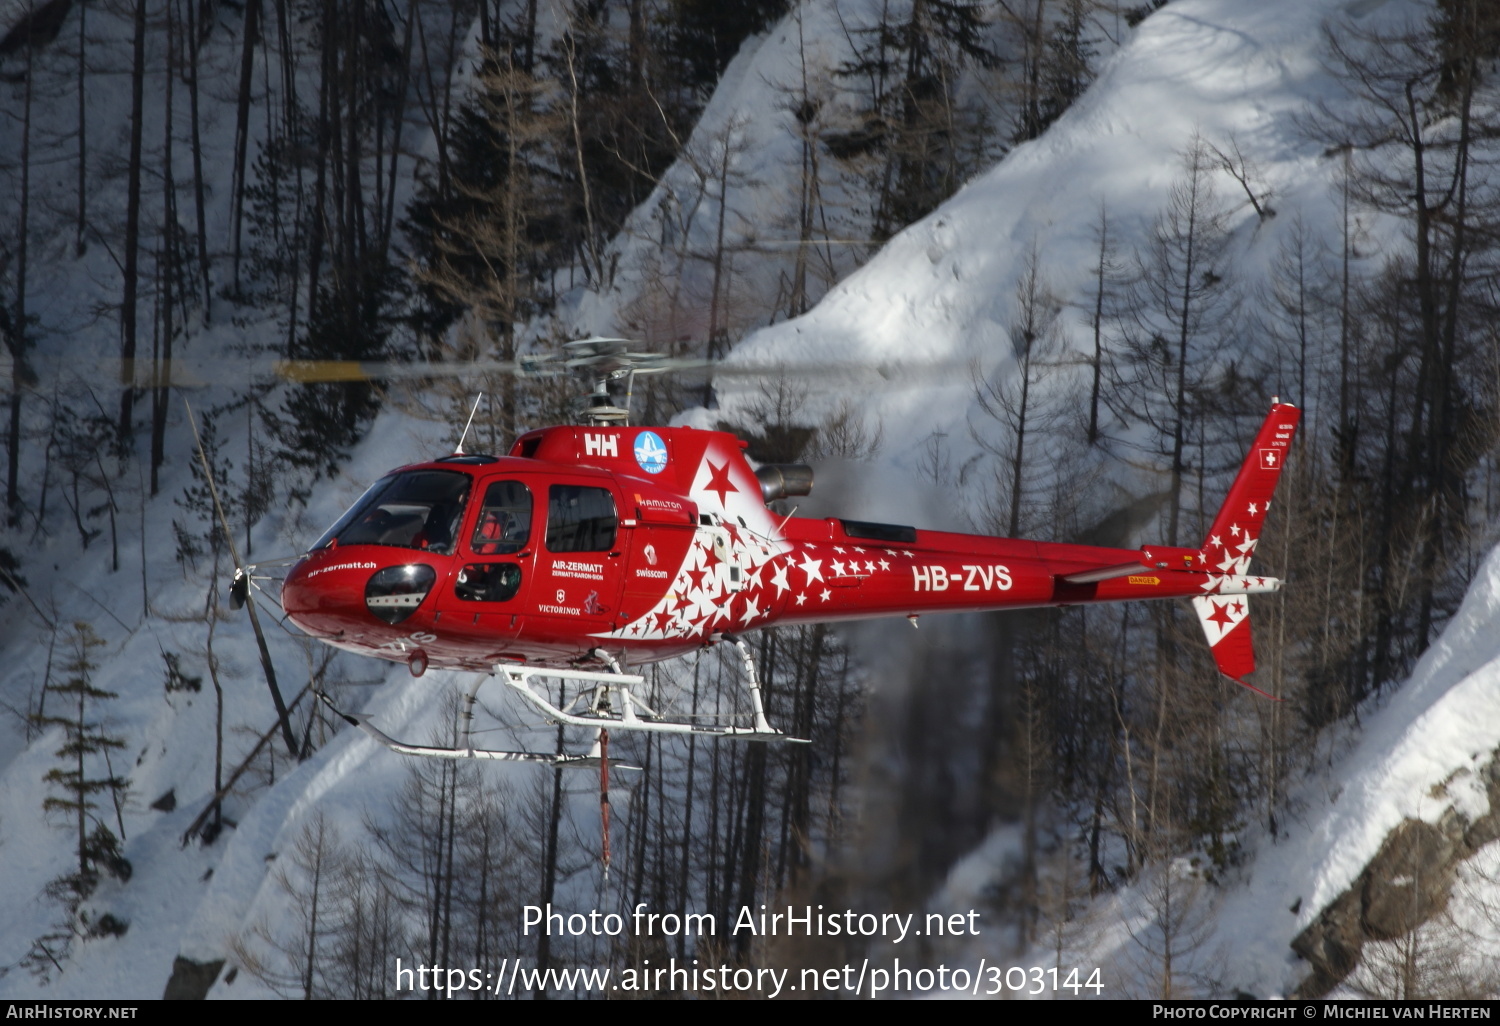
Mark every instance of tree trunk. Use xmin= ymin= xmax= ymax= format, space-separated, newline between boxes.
xmin=230 ymin=0 xmax=262 ymax=293
xmin=119 ymin=0 xmax=149 ymax=445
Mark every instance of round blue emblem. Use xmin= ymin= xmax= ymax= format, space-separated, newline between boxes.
xmin=634 ymin=431 xmax=668 ymax=474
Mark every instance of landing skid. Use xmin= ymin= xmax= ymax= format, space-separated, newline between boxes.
xmin=316 ymin=636 xmax=805 ymax=767
xmin=317 ymin=637 xmax=801 ymax=879
xmin=502 ymin=641 xmax=806 ymax=743
xmin=316 ymin=691 xmax=629 ymax=766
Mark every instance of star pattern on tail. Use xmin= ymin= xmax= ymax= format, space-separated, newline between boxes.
xmin=1202 ymin=523 xmax=1260 ymax=575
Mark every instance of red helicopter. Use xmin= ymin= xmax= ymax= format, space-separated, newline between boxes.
xmin=220 ymin=338 xmax=1301 ymax=770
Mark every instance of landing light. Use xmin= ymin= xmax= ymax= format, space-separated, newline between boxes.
xmin=365 ymin=564 xmax=437 ymax=624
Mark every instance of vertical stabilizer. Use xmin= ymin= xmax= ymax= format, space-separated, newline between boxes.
xmin=1192 ymin=401 xmax=1301 ymax=690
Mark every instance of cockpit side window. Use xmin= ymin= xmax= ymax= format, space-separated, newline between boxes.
xmin=470 ymin=480 xmax=532 ymax=555
xmin=316 ymin=470 xmax=471 ymax=555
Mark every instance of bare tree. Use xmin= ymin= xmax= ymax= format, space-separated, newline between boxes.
xmin=1123 ymin=855 xmax=1222 ymax=998
xmin=971 ymin=243 xmax=1065 ymax=538
xmin=119 ymin=0 xmax=149 ymax=443
xmin=1112 ymin=135 xmax=1241 ymax=546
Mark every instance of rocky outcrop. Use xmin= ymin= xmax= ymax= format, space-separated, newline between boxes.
xmin=163 ymin=957 xmax=225 ymax=1000
xmin=1290 ymin=755 xmax=1500 ymax=998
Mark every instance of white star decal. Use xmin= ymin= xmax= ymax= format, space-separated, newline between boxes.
xmin=819 ymin=589 xmax=831 ymax=602
xmin=833 ymin=546 xmax=845 ymax=554
xmin=1210 ymin=534 xmax=1222 ymax=548
xmin=740 ymin=596 xmax=761 ymax=623
xmin=1230 ymin=523 xmax=1241 ymax=537
xmin=799 ymin=556 xmax=823 ymax=583
xmin=831 ymin=560 xmax=846 ymax=576
xmin=770 ymin=563 xmax=789 ymax=595
xmin=795 ymin=593 xmax=807 ymax=606
xmin=692 ymin=591 xmax=719 ymax=620
xmin=1248 ymin=502 xmax=1258 ymax=516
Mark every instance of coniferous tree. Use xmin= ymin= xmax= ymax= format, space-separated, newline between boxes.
xmin=835 ymin=0 xmax=997 ymax=240
xmin=33 ymin=622 xmax=130 ymax=908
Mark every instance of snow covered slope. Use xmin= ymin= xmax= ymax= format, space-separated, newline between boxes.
xmin=1232 ymin=539 xmax=1500 ymax=997
xmin=1 ymin=0 xmax=1484 ymax=1000
xmin=713 ymin=0 xmax=1375 ymax=507
xmin=1020 ymin=540 xmax=1500 ymax=998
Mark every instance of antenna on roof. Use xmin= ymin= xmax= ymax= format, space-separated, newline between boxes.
xmin=456 ymin=393 xmax=483 ymax=455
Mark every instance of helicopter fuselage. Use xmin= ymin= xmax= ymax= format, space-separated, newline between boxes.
xmin=281 ymin=410 xmax=1295 ymax=678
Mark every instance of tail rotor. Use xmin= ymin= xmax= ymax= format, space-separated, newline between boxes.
xmin=185 ymin=400 xmax=300 ymax=755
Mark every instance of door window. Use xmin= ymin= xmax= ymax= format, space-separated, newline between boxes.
xmin=454 ymin=563 xmax=523 ymax=603
xmin=470 ymin=480 xmax=533 ymax=555
xmin=545 ymin=485 xmax=617 ymax=553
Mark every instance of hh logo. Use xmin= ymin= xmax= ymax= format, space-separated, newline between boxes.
xmin=1259 ymin=449 xmax=1281 ymax=470
xmin=584 ymin=433 xmax=619 ymax=458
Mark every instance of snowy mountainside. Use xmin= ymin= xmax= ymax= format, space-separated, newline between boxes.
xmin=673 ymin=0 xmax=1500 ymax=999
xmin=568 ymin=0 xmax=880 ymax=341
xmin=977 ymin=540 xmax=1500 ymax=997
xmin=1234 ymin=539 xmax=1500 ymax=996
xmin=0 ymin=0 xmax=477 ymax=996
xmin=0 ymin=0 xmax=1489 ymax=1001
xmin=714 ymin=0 xmax=1365 ymax=511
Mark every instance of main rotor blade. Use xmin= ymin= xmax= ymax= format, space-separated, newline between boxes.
xmin=102 ymin=346 xmax=969 ymax=389
xmin=106 ymin=357 xmax=536 ymax=388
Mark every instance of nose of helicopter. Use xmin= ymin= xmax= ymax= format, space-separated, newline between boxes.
xmin=281 ymin=551 xmax=374 ymax=637
xmin=281 ymin=558 xmax=326 ymax=637
xmin=282 ymin=549 xmax=442 ymax=635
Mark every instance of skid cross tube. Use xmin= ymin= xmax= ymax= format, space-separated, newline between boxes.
xmin=500 ymin=663 xmax=805 ymax=742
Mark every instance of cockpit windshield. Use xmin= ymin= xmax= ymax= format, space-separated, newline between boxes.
xmin=313 ymin=470 xmax=471 ymax=555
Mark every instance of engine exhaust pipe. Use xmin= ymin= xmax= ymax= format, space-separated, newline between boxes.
xmin=755 ymin=464 xmax=814 ymax=503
